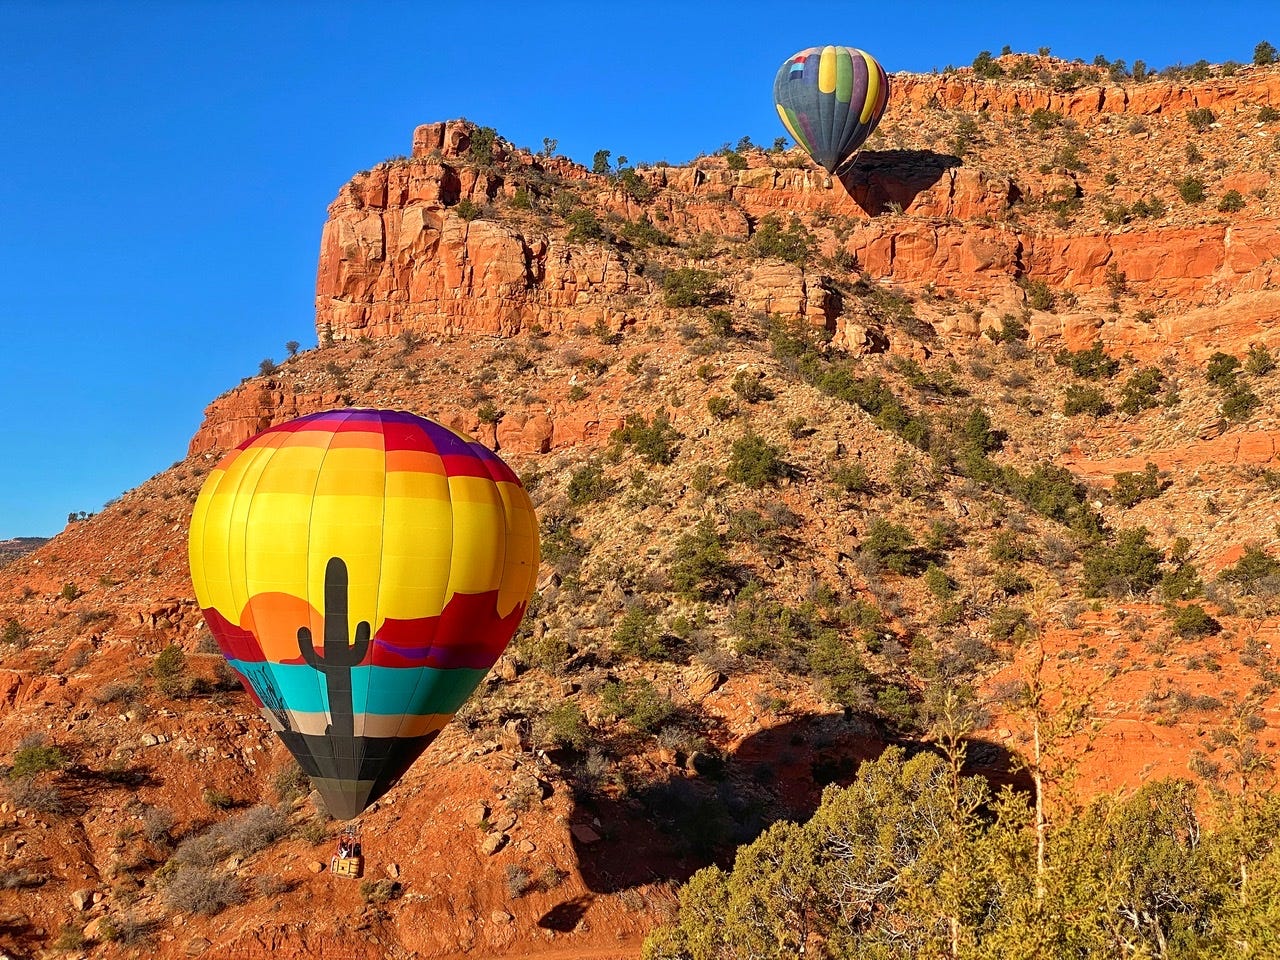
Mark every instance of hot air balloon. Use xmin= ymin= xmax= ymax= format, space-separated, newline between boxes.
xmin=188 ymin=409 xmax=540 ymax=819
xmin=773 ymin=45 xmax=890 ymax=175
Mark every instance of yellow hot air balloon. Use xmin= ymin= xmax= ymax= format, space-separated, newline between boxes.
xmin=188 ymin=408 xmax=539 ymax=819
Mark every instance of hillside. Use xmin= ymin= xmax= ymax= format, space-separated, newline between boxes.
xmin=2 ymin=56 xmax=1280 ymax=958
xmin=0 ymin=541 xmax=48 ymax=570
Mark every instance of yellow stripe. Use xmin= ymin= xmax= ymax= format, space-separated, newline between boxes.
xmin=775 ymin=105 xmax=805 ymax=150
xmin=190 ymin=431 xmax=540 ymax=630
xmin=443 ymin=477 xmax=506 ymax=601
xmin=495 ymin=483 xmax=540 ymax=618
xmin=188 ymin=466 xmax=223 ymax=607
xmin=818 ymin=46 xmax=837 ymax=94
xmin=860 ymin=50 xmax=882 ymax=124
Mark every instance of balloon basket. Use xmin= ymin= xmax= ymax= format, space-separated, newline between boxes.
xmin=332 ymin=854 xmax=364 ymax=879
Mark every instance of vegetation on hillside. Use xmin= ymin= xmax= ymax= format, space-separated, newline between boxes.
xmin=4 ymin=43 xmax=1280 ymax=955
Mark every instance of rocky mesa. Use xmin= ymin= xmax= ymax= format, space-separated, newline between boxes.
xmin=3 ymin=57 xmax=1280 ymax=959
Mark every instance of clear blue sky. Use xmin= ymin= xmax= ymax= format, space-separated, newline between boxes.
xmin=3 ymin=0 xmax=1278 ymax=539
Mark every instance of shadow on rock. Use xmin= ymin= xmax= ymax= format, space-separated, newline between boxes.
xmin=837 ymin=149 xmax=965 ymax=216
xmin=564 ymin=709 xmax=1029 ymax=894
xmin=538 ymin=894 xmax=595 ymax=932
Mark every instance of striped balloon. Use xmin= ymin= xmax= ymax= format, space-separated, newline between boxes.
xmin=188 ymin=408 xmax=539 ymax=819
xmin=773 ymin=45 xmax=890 ymax=174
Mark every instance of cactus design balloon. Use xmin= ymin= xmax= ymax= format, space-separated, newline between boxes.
xmin=188 ymin=409 xmax=540 ymax=819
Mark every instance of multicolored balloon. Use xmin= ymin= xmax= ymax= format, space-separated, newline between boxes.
xmin=773 ymin=45 xmax=890 ymax=174
xmin=188 ymin=409 xmax=540 ymax=819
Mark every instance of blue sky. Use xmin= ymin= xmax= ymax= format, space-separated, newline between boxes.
xmin=2 ymin=0 xmax=1278 ymax=539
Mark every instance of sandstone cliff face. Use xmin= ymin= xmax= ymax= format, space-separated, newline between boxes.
xmin=313 ymin=66 xmax=1280 ymax=380
xmin=316 ymin=120 xmax=651 ymax=342
xmin=891 ymin=67 xmax=1280 ymax=122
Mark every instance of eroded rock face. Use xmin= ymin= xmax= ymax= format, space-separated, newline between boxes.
xmin=891 ymin=69 xmax=1280 ymax=121
xmin=315 ymin=94 xmax=1280 ymax=370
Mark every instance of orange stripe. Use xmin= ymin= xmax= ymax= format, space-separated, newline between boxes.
xmin=386 ymin=448 xmax=446 ymax=474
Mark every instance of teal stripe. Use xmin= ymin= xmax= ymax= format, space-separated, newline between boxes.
xmin=230 ymin=660 xmax=487 ymax=716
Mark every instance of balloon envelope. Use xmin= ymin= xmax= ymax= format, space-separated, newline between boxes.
xmin=188 ymin=409 xmax=539 ymax=819
xmin=774 ymin=45 xmax=890 ymax=174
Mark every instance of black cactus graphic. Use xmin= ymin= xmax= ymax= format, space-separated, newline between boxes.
xmin=297 ymin=557 xmax=371 ymax=740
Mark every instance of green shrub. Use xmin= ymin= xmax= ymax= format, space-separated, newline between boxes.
xmin=565 ymin=208 xmax=608 ymax=244
xmin=988 ymin=606 xmax=1030 ymax=642
xmin=706 ymin=309 xmax=735 ymax=337
xmin=730 ymin=371 xmax=774 ymax=404
xmin=1 ymin=619 xmax=29 ymax=647
xmin=1118 ymin=366 xmax=1165 ymax=414
xmin=1222 ymin=383 xmax=1260 ymax=421
xmin=862 ymin=518 xmax=923 ymax=576
xmin=617 ymin=167 xmax=652 ymax=202
xmin=830 ymin=462 xmax=874 ymax=496
xmin=923 ymin=564 xmax=954 ymax=600
xmin=273 ymin=765 xmax=310 ymax=805
xmin=455 ymin=198 xmax=482 ymax=221
xmin=1218 ymin=189 xmax=1246 ymax=212
xmin=541 ymin=702 xmax=590 ymax=751
xmin=1186 ymin=108 xmax=1216 ymax=132
xmin=1055 ymin=341 xmax=1119 ymax=379
xmin=1021 ymin=278 xmax=1056 ymax=311
xmin=510 ymin=186 xmax=533 ymax=209
xmin=610 ymin=411 xmax=681 ymax=465
xmin=1000 ymin=463 xmax=1102 ymax=537
xmin=52 ymin=924 xmax=86 ymax=950
xmin=1130 ymin=194 xmax=1167 ymax=218
xmin=620 ymin=214 xmax=670 ymax=248
xmin=670 ymin=517 xmax=737 ymax=600
xmin=984 ymin=314 xmax=1029 ymax=343
xmin=662 ymin=268 xmax=721 ymax=308
xmin=1161 ymin=560 xmax=1202 ymax=602
xmin=566 ymin=462 xmax=616 ymax=505
xmin=201 ymin=788 xmax=235 ymax=810
xmin=971 ymin=50 xmax=1004 ymax=79
xmin=1082 ymin=528 xmax=1164 ymax=597
xmin=1255 ymin=41 xmax=1278 ymax=66
xmin=725 ymin=433 xmax=787 ymax=489
xmin=1245 ymin=344 xmax=1276 ymax=376
xmin=1168 ymin=604 xmax=1220 ymax=639
xmin=1111 ymin=463 xmax=1165 ymax=508
xmin=1029 ymin=108 xmax=1063 ymax=131
xmin=600 ymin=678 xmax=674 ymax=733
xmin=1220 ymin=545 xmax=1280 ymax=594
xmin=808 ymin=633 xmax=872 ymax=707
xmin=992 ymin=570 xmax=1033 ymax=597
xmin=731 ymin=584 xmax=814 ymax=659
xmin=706 ymin=395 xmax=734 ymax=419
xmin=1205 ymin=351 xmax=1241 ymax=387
xmin=1176 ymin=176 xmax=1206 ymax=204
xmin=152 ymin=644 xmax=193 ymax=697
xmin=612 ymin=605 xmax=667 ymax=661
xmin=988 ymin=531 xmax=1029 ymax=564
xmin=1063 ymin=385 xmax=1111 ymax=417
xmin=360 ymin=878 xmax=403 ymax=903
xmin=9 ymin=744 xmax=69 ymax=779
xmin=468 ymin=125 xmax=498 ymax=165
xmin=748 ymin=214 xmax=815 ymax=265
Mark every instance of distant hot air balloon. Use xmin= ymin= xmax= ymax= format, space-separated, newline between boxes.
xmin=188 ymin=409 xmax=539 ymax=820
xmin=774 ymin=45 xmax=890 ymax=175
